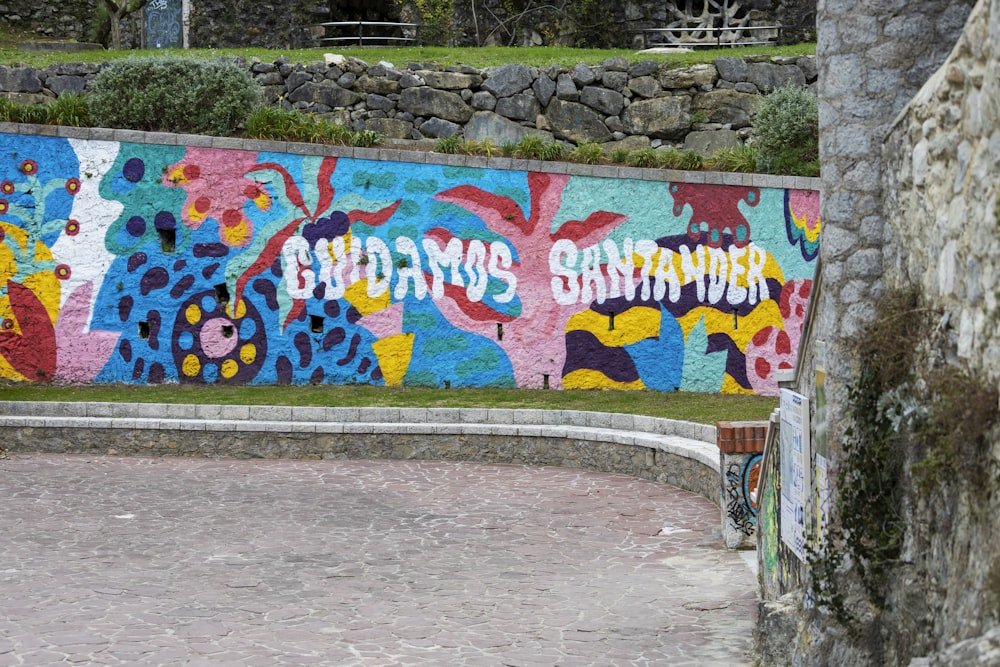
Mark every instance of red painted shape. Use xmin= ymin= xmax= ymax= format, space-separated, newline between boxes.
xmin=672 ymin=183 xmax=759 ymax=247
xmin=0 ymin=281 xmax=57 ymax=381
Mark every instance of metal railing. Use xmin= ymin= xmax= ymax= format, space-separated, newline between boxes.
xmin=314 ymin=21 xmax=421 ymax=47
xmin=637 ymin=24 xmax=782 ymax=49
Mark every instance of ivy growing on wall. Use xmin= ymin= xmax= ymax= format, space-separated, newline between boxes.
xmin=808 ymin=288 xmax=999 ymax=634
xmin=397 ymin=0 xmax=455 ymax=45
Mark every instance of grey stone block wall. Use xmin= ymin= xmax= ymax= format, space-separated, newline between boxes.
xmin=804 ymin=0 xmax=972 ymax=468
xmin=0 ymin=55 xmax=817 ymax=151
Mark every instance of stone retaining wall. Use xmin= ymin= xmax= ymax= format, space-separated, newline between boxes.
xmin=0 ymin=402 xmax=721 ymax=503
xmin=0 ymin=55 xmax=816 ymax=151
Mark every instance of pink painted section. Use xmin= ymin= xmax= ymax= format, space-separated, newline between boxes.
xmin=434 ymin=172 xmax=626 ymax=389
xmin=164 ymin=148 xmax=264 ymax=248
xmin=54 ymin=282 xmax=120 ymax=383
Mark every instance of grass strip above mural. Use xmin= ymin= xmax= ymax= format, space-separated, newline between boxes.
xmin=0 ymin=384 xmax=777 ymax=425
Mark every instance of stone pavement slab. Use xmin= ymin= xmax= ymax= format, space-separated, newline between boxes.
xmin=0 ymin=454 xmax=756 ymax=666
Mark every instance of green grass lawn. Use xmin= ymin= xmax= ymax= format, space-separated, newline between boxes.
xmin=0 ymin=383 xmax=777 ymax=425
xmin=0 ymin=20 xmax=814 ymax=69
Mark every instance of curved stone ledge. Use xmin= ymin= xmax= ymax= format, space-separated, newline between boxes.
xmin=0 ymin=401 xmax=720 ymax=503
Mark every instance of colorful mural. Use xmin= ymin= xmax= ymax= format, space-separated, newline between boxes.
xmin=0 ymin=133 xmax=820 ymax=394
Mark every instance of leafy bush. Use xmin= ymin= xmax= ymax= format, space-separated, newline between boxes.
xmin=245 ymin=106 xmax=380 ymax=146
xmin=0 ymin=93 xmax=91 ymax=127
xmin=88 ymin=57 xmax=261 ymax=135
xmin=751 ymin=84 xmax=819 ymax=176
xmin=569 ymin=142 xmax=604 ymax=164
xmin=433 ymin=135 xmax=465 ymax=154
xmin=45 ymin=93 xmax=91 ymax=127
xmin=707 ymin=144 xmax=758 ymax=173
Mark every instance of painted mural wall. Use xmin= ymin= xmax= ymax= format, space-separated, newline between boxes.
xmin=0 ymin=133 xmax=820 ymax=394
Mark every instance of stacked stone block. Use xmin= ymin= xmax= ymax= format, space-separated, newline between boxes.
xmin=0 ymin=54 xmax=817 ymax=152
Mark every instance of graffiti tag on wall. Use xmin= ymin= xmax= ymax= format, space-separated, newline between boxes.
xmin=0 ymin=134 xmax=820 ymax=393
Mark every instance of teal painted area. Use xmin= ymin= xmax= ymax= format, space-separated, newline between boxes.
xmin=680 ymin=316 xmax=726 ymax=392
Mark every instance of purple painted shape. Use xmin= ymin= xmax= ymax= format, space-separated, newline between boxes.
xmin=337 ymin=333 xmax=361 ymax=366
xmin=276 ymin=355 xmax=292 ymax=384
xmin=707 ymin=332 xmax=750 ymax=389
xmin=562 ymin=330 xmax=640 ymax=383
xmin=302 ymin=212 xmax=350 ymax=248
xmin=322 ymin=327 xmax=345 ymax=351
xmin=123 ymin=157 xmax=145 ymax=183
xmin=194 ymin=243 xmax=229 ymax=258
xmin=140 ymin=267 xmax=169 ymax=296
xmin=252 ymin=278 xmax=279 ymax=311
xmin=127 ymin=252 xmax=147 ymax=273
xmin=294 ymin=331 xmax=312 ymax=368
xmin=119 ymin=339 xmax=132 ymax=363
xmin=170 ymin=274 xmax=195 ymax=299
xmin=118 ymin=295 xmax=133 ymax=322
xmin=126 ymin=216 xmax=146 ymax=237
xmin=148 ymin=362 xmax=165 ymax=384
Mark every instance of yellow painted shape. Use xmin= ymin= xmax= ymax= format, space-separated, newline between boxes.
xmin=222 ymin=220 xmax=251 ymax=247
xmin=792 ymin=210 xmax=822 ymax=243
xmin=34 ymin=241 xmax=53 ymax=262
xmin=22 ymin=272 xmax=60 ymax=324
xmin=185 ymin=304 xmax=201 ymax=325
xmin=721 ymin=374 xmax=756 ymax=395
xmin=251 ymin=190 xmax=271 ymax=211
xmin=187 ymin=202 xmax=208 ymax=223
xmin=226 ymin=298 xmax=247 ymax=319
xmin=678 ymin=301 xmax=782 ymax=351
xmin=182 ymin=354 xmax=201 ymax=377
xmin=239 ymin=343 xmax=256 ymax=365
xmin=345 ymin=279 xmax=390 ymax=316
xmin=371 ymin=333 xmax=414 ymax=387
xmin=565 ymin=306 xmax=661 ymax=347
xmin=220 ymin=359 xmax=239 ymax=379
xmin=562 ymin=368 xmax=646 ymax=391
xmin=1 ymin=222 xmax=28 ymax=253
xmin=0 ymin=245 xmax=16 ymax=286
xmin=167 ymin=166 xmax=190 ymax=185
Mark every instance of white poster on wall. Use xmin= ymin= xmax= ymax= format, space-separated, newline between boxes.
xmin=780 ymin=389 xmax=810 ymax=561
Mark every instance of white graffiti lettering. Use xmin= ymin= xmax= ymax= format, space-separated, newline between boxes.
xmin=548 ymin=238 xmax=771 ymax=306
xmin=281 ymin=234 xmax=518 ymax=306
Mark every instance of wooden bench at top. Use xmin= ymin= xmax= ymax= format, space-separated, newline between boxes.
xmin=636 ymin=24 xmax=782 ymax=49
xmin=314 ymin=21 xmax=421 ymax=47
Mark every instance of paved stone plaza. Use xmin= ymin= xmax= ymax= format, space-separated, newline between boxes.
xmin=0 ymin=454 xmax=756 ymax=666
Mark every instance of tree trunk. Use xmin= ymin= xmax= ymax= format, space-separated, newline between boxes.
xmin=102 ymin=0 xmax=150 ymax=50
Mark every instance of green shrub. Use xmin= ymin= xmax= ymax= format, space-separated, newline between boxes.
xmin=351 ymin=129 xmax=383 ymax=147
xmin=88 ymin=57 xmax=261 ymax=135
xmin=626 ymin=147 xmax=660 ymax=168
xmin=513 ymin=135 xmax=546 ymax=159
xmin=609 ymin=147 xmax=630 ymax=164
xmin=708 ymin=144 xmax=758 ymax=173
xmin=434 ymin=135 xmax=465 ymax=154
xmin=473 ymin=138 xmax=499 ymax=157
xmin=539 ymin=140 xmax=567 ymax=161
xmin=569 ymin=142 xmax=604 ymax=164
xmin=751 ymin=84 xmax=819 ymax=176
xmin=45 ymin=93 xmax=91 ymax=127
